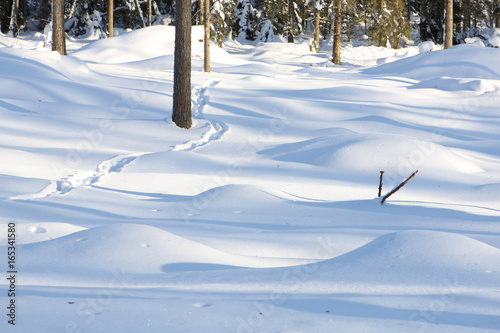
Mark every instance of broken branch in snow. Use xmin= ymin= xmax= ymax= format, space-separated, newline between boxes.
xmin=378 ymin=171 xmax=384 ymax=197
xmin=381 ymin=170 xmax=418 ymax=205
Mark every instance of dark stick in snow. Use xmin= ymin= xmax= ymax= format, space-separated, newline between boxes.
xmin=381 ymin=170 xmax=418 ymax=205
xmin=378 ymin=171 xmax=384 ymax=197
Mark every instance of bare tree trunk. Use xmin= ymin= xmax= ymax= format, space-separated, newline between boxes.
xmin=148 ymin=0 xmax=152 ymax=26
xmin=444 ymin=0 xmax=453 ymax=49
xmin=313 ymin=9 xmax=320 ymax=53
xmin=288 ymin=0 xmax=294 ymax=43
xmin=463 ymin=0 xmax=470 ymax=33
xmin=199 ymin=0 xmax=204 ymax=25
xmin=204 ymin=0 xmax=210 ymax=72
xmin=108 ymin=0 xmax=113 ymax=36
xmin=458 ymin=0 xmax=463 ymax=33
xmin=172 ymin=0 xmax=192 ymax=129
xmin=9 ymin=0 xmax=19 ymax=35
xmin=52 ymin=0 xmax=66 ymax=55
xmin=332 ymin=0 xmax=341 ymax=64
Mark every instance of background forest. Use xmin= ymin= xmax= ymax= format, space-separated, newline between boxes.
xmin=2 ymin=0 xmax=500 ymax=49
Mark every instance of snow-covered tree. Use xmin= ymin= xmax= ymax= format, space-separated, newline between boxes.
xmin=371 ymin=0 xmax=409 ymax=48
xmin=211 ymin=0 xmax=235 ymax=45
xmin=234 ymin=0 xmax=259 ymax=40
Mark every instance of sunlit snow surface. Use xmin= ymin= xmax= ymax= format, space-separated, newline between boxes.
xmin=1 ymin=27 xmax=500 ymax=332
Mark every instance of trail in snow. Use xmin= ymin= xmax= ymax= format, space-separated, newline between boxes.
xmin=10 ymin=80 xmax=224 ymax=200
xmin=172 ymin=79 xmax=228 ymax=151
xmin=10 ymin=153 xmax=149 ymax=200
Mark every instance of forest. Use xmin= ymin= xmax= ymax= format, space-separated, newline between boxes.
xmin=2 ymin=0 xmax=500 ymax=49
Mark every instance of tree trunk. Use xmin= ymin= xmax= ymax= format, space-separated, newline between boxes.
xmin=463 ymin=0 xmax=470 ymax=33
xmin=313 ymin=9 xmax=320 ymax=53
xmin=148 ymin=0 xmax=152 ymax=26
xmin=288 ymin=0 xmax=294 ymax=43
xmin=332 ymin=0 xmax=341 ymax=64
xmin=172 ymin=0 xmax=192 ymax=129
xmin=444 ymin=0 xmax=453 ymax=49
xmin=52 ymin=0 xmax=66 ymax=55
xmin=204 ymin=0 xmax=210 ymax=72
xmin=420 ymin=0 xmax=427 ymax=39
xmin=9 ymin=0 xmax=19 ymax=36
xmin=199 ymin=0 xmax=204 ymax=25
xmin=108 ymin=0 xmax=113 ymax=37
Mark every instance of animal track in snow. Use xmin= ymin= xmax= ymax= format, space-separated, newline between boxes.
xmin=172 ymin=79 xmax=228 ymax=152
xmin=11 ymin=153 xmax=149 ymax=200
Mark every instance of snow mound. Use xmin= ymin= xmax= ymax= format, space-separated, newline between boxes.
xmin=0 ymin=222 xmax=86 ymax=245
xmin=365 ymin=44 xmax=500 ymax=81
xmin=418 ymin=41 xmax=436 ymax=53
xmin=318 ymin=230 xmax=500 ymax=286
xmin=0 ymin=47 xmax=91 ymax=81
xmin=19 ymin=223 xmax=290 ymax=275
xmin=411 ymin=77 xmax=497 ymax=93
xmin=340 ymin=45 xmax=419 ymax=67
xmin=264 ymin=135 xmax=483 ymax=176
xmin=71 ymin=25 xmax=232 ymax=64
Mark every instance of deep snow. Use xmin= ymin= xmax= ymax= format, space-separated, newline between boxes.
xmin=1 ymin=26 xmax=500 ymax=332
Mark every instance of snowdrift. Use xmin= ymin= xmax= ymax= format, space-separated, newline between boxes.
xmin=364 ymin=45 xmax=500 ymax=94
xmin=71 ymin=25 xmax=233 ymax=65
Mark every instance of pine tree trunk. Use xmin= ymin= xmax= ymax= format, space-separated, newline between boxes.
xmin=444 ymin=0 xmax=453 ymax=48
xmin=172 ymin=0 xmax=192 ymax=129
xmin=108 ymin=0 xmax=113 ymax=37
xmin=288 ymin=0 xmax=294 ymax=43
xmin=52 ymin=0 xmax=66 ymax=55
xmin=313 ymin=9 xmax=320 ymax=53
xmin=148 ymin=0 xmax=152 ymax=26
xmin=200 ymin=0 xmax=204 ymax=25
xmin=420 ymin=0 xmax=427 ymax=38
xmin=463 ymin=0 xmax=471 ymax=33
xmin=378 ymin=0 xmax=385 ymax=46
xmin=458 ymin=0 xmax=463 ymax=33
xmin=204 ymin=0 xmax=210 ymax=72
xmin=9 ymin=0 xmax=19 ymax=35
xmin=332 ymin=0 xmax=341 ymax=64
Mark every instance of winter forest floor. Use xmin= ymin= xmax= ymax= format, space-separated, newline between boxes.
xmin=1 ymin=26 xmax=500 ymax=332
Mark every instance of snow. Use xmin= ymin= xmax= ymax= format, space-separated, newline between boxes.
xmin=1 ymin=26 xmax=500 ymax=332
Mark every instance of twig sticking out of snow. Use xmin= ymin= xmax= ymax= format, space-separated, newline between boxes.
xmin=378 ymin=171 xmax=384 ymax=198
xmin=381 ymin=170 xmax=418 ymax=205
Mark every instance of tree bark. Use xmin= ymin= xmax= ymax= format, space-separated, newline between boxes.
xmin=9 ymin=0 xmax=20 ymax=35
xmin=288 ymin=0 xmax=294 ymax=43
xmin=199 ymin=0 xmax=204 ymax=25
xmin=148 ymin=0 xmax=152 ymax=26
xmin=463 ymin=0 xmax=470 ymax=33
xmin=172 ymin=0 xmax=192 ymax=129
xmin=444 ymin=0 xmax=453 ymax=49
xmin=313 ymin=9 xmax=320 ymax=53
xmin=204 ymin=0 xmax=210 ymax=72
xmin=108 ymin=0 xmax=113 ymax=37
xmin=52 ymin=0 xmax=66 ymax=55
xmin=332 ymin=0 xmax=341 ymax=64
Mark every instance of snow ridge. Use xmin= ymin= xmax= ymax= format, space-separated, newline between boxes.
xmin=172 ymin=79 xmax=228 ymax=151
xmin=10 ymin=153 xmax=149 ymax=200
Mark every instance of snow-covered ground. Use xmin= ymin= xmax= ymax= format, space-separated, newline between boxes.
xmin=1 ymin=26 xmax=500 ymax=332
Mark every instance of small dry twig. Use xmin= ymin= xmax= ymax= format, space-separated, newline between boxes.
xmin=381 ymin=170 xmax=418 ymax=205
xmin=378 ymin=171 xmax=384 ymax=197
